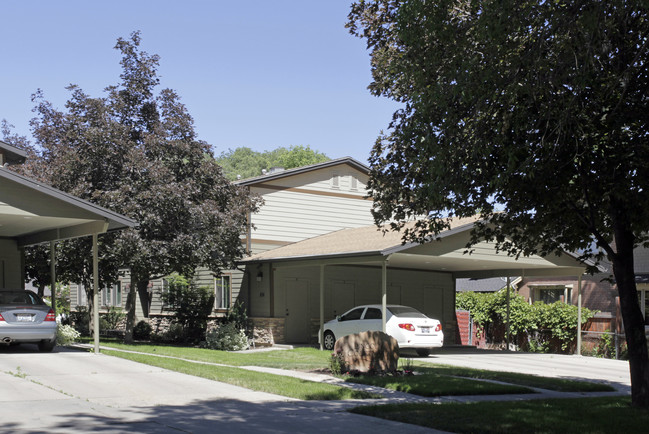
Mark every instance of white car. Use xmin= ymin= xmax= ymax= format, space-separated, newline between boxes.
xmin=320 ymin=304 xmax=443 ymax=357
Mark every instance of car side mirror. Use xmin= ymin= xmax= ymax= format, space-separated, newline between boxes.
xmin=336 ymin=315 xmax=342 ymax=321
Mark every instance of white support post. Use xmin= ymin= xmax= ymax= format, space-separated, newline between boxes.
xmin=381 ymin=260 xmax=387 ymax=333
xmin=319 ymin=265 xmax=325 ymax=351
xmin=506 ymin=276 xmax=511 ymax=350
xmin=577 ymin=274 xmax=582 ymax=355
xmin=50 ymin=241 xmax=56 ymax=315
xmin=93 ymin=233 xmax=100 ymax=354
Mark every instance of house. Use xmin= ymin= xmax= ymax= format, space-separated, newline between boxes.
xmin=74 ymin=156 xmax=595 ymax=346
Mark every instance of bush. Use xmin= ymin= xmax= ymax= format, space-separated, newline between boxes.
xmin=458 ymin=289 xmax=595 ymax=353
xmin=329 ymin=352 xmax=347 ymax=376
xmin=102 ymin=306 xmax=125 ymax=329
xmin=205 ymin=322 xmax=249 ymax=351
xmin=134 ymin=320 xmax=152 ymax=340
xmin=56 ymin=324 xmax=80 ymax=346
xmin=69 ymin=306 xmax=89 ymax=335
xmin=161 ymin=274 xmax=214 ymax=343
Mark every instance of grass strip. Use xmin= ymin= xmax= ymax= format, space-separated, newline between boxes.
xmin=97 ymin=341 xmax=329 ymax=370
xmin=350 ymin=397 xmax=646 ymax=433
xmin=103 ymin=349 xmax=380 ymax=401
xmin=416 ymin=363 xmax=616 ymax=392
xmin=346 ymin=373 xmax=533 ymax=396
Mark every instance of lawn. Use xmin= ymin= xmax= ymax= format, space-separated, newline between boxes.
xmin=351 ymin=397 xmax=646 ymax=433
xmin=103 ymin=349 xmax=380 ymax=401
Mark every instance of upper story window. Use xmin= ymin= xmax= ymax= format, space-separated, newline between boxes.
xmin=350 ymin=174 xmax=358 ymax=191
xmin=101 ymin=282 xmax=122 ymax=307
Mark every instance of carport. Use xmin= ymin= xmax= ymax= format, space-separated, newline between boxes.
xmin=0 ymin=140 xmax=136 ymax=352
xmin=241 ymin=216 xmax=592 ymax=352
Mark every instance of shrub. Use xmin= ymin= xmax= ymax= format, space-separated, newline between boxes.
xmin=69 ymin=306 xmax=89 ymax=335
xmin=102 ymin=306 xmax=125 ymax=329
xmin=56 ymin=324 xmax=80 ymax=346
xmin=161 ymin=274 xmax=214 ymax=343
xmin=134 ymin=320 xmax=152 ymax=340
xmin=205 ymin=322 xmax=249 ymax=351
xmin=458 ymin=289 xmax=595 ymax=353
xmin=329 ymin=352 xmax=347 ymax=376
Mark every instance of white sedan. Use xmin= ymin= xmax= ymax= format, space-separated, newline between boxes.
xmin=320 ymin=304 xmax=443 ymax=357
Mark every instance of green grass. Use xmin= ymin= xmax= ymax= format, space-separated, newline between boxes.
xmin=412 ymin=363 xmax=616 ymax=392
xmin=350 ymin=397 xmax=646 ymax=433
xmin=103 ymin=349 xmax=380 ymax=401
xmin=98 ymin=342 xmax=330 ymax=370
xmin=347 ymin=372 xmax=533 ymax=396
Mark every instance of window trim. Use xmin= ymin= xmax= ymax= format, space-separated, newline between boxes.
xmin=215 ymin=274 xmax=232 ymax=311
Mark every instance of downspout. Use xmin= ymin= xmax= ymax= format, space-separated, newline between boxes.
xmin=319 ymin=264 xmax=325 ymax=350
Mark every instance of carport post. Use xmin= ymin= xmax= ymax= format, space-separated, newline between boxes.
xmin=50 ymin=241 xmax=56 ymax=315
xmin=577 ymin=274 xmax=582 ymax=355
xmin=319 ymin=265 xmax=325 ymax=351
xmin=93 ymin=233 xmax=100 ymax=354
xmin=506 ymin=276 xmax=511 ymax=350
xmin=381 ymin=259 xmax=387 ymax=333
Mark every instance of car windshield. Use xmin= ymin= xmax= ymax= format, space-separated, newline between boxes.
xmin=0 ymin=291 xmax=44 ymax=306
xmin=388 ymin=306 xmax=427 ymax=318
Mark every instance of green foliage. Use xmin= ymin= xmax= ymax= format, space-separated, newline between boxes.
xmin=205 ymin=322 xmax=249 ymax=351
xmin=102 ymin=306 xmax=125 ymax=329
xmin=348 ymin=0 xmax=649 ymax=402
xmin=161 ymin=274 xmax=214 ymax=343
xmin=55 ymin=285 xmax=71 ymax=317
xmin=216 ymin=145 xmax=329 ymax=181
xmin=56 ymin=324 xmax=80 ymax=346
xmin=69 ymin=306 xmax=89 ymax=336
xmin=458 ymin=290 xmax=594 ymax=353
xmin=134 ymin=320 xmax=152 ymax=341
xmin=224 ymin=300 xmax=248 ymax=332
xmin=329 ymin=352 xmax=347 ymax=376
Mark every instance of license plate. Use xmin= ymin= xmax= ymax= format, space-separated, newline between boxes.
xmin=420 ymin=327 xmax=430 ymax=333
xmin=16 ymin=314 xmax=33 ymax=322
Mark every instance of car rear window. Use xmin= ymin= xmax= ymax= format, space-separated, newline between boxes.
xmin=388 ymin=306 xmax=427 ymax=318
xmin=0 ymin=291 xmax=43 ymax=306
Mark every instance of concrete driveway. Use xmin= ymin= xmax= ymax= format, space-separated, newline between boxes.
xmin=0 ymin=345 xmax=436 ymax=433
xmin=416 ymin=347 xmax=631 ymax=393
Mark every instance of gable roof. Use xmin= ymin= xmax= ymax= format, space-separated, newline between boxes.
xmin=241 ymin=216 xmax=590 ymax=278
xmin=235 ymin=157 xmax=369 ymax=186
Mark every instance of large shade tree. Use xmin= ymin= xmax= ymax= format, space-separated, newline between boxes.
xmin=27 ymin=31 xmax=260 ymax=342
xmin=349 ymin=0 xmax=649 ymax=406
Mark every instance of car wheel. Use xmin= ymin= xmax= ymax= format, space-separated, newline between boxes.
xmin=416 ymin=349 xmax=430 ymax=357
xmin=38 ymin=339 xmax=56 ymax=352
xmin=323 ymin=331 xmax=336 ymax=351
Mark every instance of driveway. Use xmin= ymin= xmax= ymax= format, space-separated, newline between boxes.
xmin=416 ymin=346 xmax=631 ymax=393
xmin=0 ymin=345 xmax=436 ymax=433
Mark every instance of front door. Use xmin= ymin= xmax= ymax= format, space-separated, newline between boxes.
xmin=285 ymin=278 xmax=309 ymax=343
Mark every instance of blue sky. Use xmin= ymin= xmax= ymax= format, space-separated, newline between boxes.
xmin=1 ymin=1 xmax=401 ymax=164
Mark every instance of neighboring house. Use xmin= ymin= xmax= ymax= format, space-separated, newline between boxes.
xmin=0 ymin=140 xmax=135 ymax=300
xmin=456 ymin=277 xmax=520 ymax=293
xmin=71 ymin=155 xmax=595 ymax=346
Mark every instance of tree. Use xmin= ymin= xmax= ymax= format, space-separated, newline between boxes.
xmin=28 ymin=31 xmax=260 ymax=343
xmin=348 ymin=0 xmax=649 ymax=406
xmin=216 ymin=145 xmax=329 ymax=180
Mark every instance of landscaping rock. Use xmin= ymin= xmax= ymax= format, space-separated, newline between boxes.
xmin=333 ymin=331 xmax=399 ymax=373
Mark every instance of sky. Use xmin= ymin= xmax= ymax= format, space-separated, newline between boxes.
xmin=0 ymin=1 xmax=402 ymax=165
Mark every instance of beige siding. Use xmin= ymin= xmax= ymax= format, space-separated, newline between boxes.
xmin=249 ymin=166 xmax=373 ymax=244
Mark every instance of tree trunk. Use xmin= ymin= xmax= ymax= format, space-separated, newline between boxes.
xmin=612 ymin=223 xmax=649 ymax=408
xmin=123 ymin=282 xmax=137 ymax=344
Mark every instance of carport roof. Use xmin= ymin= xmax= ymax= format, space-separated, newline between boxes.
xmin=241 ymin=217 xmax=590 ymax=278
xmin=0 ymin=166 xmax=137 ymax=246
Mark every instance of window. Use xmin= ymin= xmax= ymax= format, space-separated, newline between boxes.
xmin=350 ymin=174 xmax=358 ymax=191
xmin=364 ymin=308 xmax=382 ymax=320
xmin=215 ymin=275 xmax=231 ymax=310
xmin=161 ymin=277 xmax=170 ymax=307
xmin=532 ymin=285 xmax=571 ymax=304
xmin=101 ymin=282 xmax=122 ymax=307
xmin=340 ymin=308 xmax=364 ymax=321
xmin=77 ymin=284 xmax=87 ymax=307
